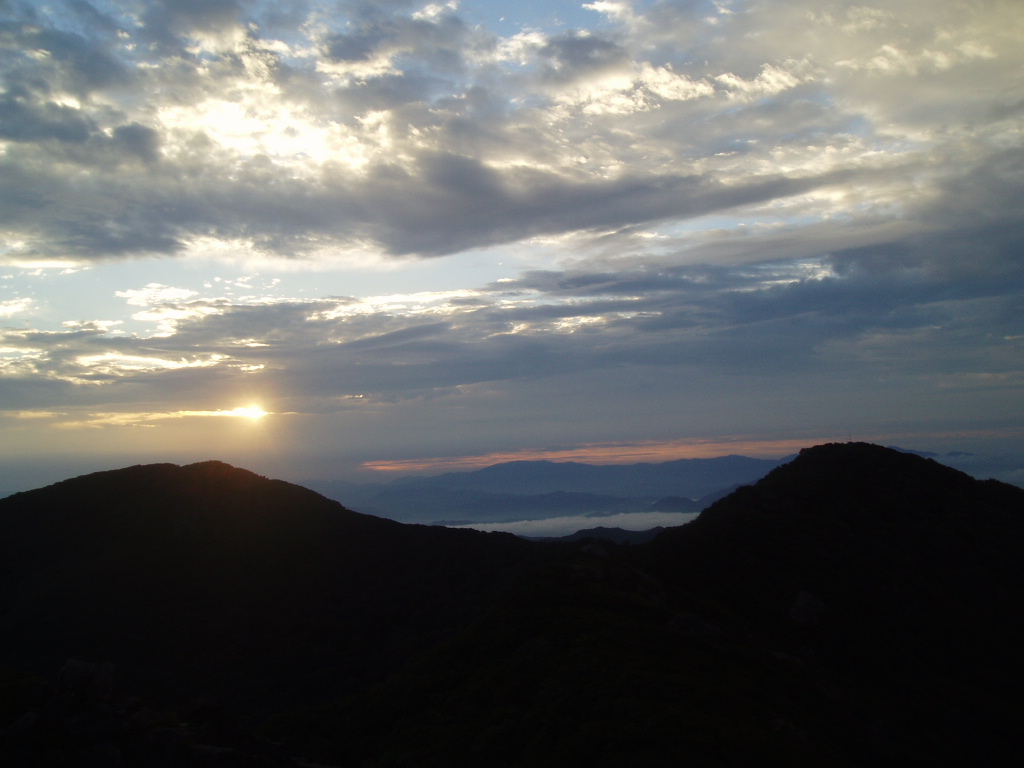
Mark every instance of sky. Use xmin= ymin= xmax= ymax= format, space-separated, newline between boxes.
xmin=2 ymin=0 xmax=1023 ymax=494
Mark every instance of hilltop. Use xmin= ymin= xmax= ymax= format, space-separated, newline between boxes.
xmin=0 ymin=461 xmax=540 ymax=715
xmin=2 ymin=444 xmax=1023 ymax=766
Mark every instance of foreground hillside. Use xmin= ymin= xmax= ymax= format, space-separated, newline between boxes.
xmin=2 ymin=444 xmax=1023 ymax=766
xmin=310 ymin=443 xmax=1024 ymax=767
xmin=0 ymin=461 xmax=544 ymax=762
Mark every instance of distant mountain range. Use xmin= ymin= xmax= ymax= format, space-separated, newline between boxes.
xmin=304 ymin=447 xmax=1024 ymax=531
xmin=2 ymin=443 xmax=1023 ymax=766
xmin=306 ymin=454 xmax=791 ymax=524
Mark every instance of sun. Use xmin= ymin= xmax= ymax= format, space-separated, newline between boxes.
xmin=228 ymin=406 xmax=268 ymax=420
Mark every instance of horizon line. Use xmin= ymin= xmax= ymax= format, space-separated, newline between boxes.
xmin=359 ymin=436 xmax=832 ymax=473
xmin=359 ymin=427 xmax=1024 ymax=474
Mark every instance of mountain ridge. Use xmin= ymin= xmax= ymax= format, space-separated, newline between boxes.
xmin=336 ymin=443 xmax=1024 ymax=766
xmin=0 ymin=460 xmax=540 ymax=715
xmin=2 ymin=443 xmax=1023 ymax=766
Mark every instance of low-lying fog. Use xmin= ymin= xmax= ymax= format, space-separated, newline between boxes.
xmin=446 ymin=511 xmax=702 ymax=538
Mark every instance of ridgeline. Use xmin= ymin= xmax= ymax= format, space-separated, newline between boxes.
xmin=2 ymin=444 xmax=1022 ymax=766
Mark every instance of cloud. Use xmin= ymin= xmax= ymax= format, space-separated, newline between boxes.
xmin=1 ymin=0 xmax=1022 ymax=475
xmin=0 ymin=298 xmax=32 ymax=317
xmin=138 ymin=0 xmax=250 ymax=50
xmin=3 ymin=205 xmax=1020 ymax=426
xmin=53 ymin=405 xmax=268 ymax=429
xmin=2 ymin=20 xmax=131 ymax=98
xmin=0 ymin=93 xmax=94 ymax=143
xmin=0 ymin=0 xmax=1016 ymax=266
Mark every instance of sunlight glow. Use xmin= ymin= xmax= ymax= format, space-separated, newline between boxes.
xmin=54 ymin=406 xmax=272 ymax=428
xmin=227 ymin=406 xmax=268 ymax=420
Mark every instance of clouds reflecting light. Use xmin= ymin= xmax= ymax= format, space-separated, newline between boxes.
xmin=1 ymin=1 xmax=1022 ymax=488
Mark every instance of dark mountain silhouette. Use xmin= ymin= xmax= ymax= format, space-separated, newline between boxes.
xmin=527 ymin=525 xmax=667 ymax=544
xmin=0 ymin=461 xmax=545 ymax=764
xmin=301 ymin=443 xmax=1024 ymax=767
xmin=2 ymin=444 xmax=1023 ymax=766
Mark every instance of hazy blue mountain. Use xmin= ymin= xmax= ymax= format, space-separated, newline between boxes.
xmin=307 ymin=454 xmax=791 ymax=524
xmin=308 ymin=449 xmax=1024 ymax=528
xmin=303 ymin=483 xmax=657 ymax=525
xmin=391 ymin=454 xmax=789 ymax=496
